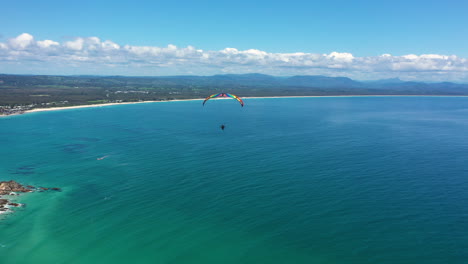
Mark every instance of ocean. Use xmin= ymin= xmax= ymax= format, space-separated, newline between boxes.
xmin=1 ymin=96 xmax=467 ymax=263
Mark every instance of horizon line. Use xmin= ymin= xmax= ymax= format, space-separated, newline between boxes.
xmin=2 ymin=72 xmax=467 ymax=84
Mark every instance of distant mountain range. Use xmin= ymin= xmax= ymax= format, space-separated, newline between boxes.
xmin=124 ymin=73 xmax=468 ymax=93
xmin=199 ymin=73 xmax=468 ymax=91
xmin=2 ymin=73 xmax=468 ymax=96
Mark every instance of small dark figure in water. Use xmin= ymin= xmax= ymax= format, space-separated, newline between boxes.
xmin=220 ymin=124 xmax=225 ymax=131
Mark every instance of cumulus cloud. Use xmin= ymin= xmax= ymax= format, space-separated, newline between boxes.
xmin=36 ymin=39 xmax=59 ymax=48
xmin=1 ymin=33 xmax=468 ymax=81
xmin=8 ymin=33 xmax=34 ymax=50
xmin=64 ymin=38 xmax=85 ymax=51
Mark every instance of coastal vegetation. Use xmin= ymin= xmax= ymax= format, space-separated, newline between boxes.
xmin=1 ymin=73 xmax=468 ymax=115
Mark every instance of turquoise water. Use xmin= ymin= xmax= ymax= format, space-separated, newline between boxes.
xmin=1 ymin=97 xmax=468 ymax=263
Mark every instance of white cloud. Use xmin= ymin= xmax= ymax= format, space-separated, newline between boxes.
xmin=8 ymin=33 xmax=34 ymax=50
xmin=1 ymin=33 xmax=468 ymax=82
xmin=402 ymin=54 xmax=419 ymax=60
xmin=64 ymin=38 xmax=84 ymax=51
xmin=326 ymin=52 xmax=354 ymax=62
xmin=37 ymin=39 xmax=59 ymax=48
xmin=101 ymin=40 xmax=120 ymax=50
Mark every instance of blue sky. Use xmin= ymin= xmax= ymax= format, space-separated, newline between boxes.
xmin=1 ymin=0 xmax=468 ymax=81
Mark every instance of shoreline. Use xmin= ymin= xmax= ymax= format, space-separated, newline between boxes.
xmin=26 ymin=98 xmax=204 ymax=114
xmin=0 ymin=98 xmax=204 ymax=118
xmin=2 ymin=95 xmax=468 ymax=117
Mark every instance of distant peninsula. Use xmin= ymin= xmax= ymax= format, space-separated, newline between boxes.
xmin=2 ymin=73 xmax=468 ymax=116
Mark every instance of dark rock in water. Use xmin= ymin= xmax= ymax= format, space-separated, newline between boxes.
xmin=1 ymin=181 xmax=34 ymax=215
xmin=0 ymin=180 xmax=33 ymax=195
xmin=1 ymin=181 xmax=61 ymax=218
xmin=0 ymin=199 xmax=9 ymax=211
xmin=38 ymin=187 xmax=61 ymax=192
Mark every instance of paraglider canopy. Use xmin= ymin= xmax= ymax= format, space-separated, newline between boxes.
xmin=202 ymin=93 xmax=244 ymax=107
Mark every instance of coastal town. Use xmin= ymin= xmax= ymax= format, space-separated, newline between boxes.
xmin=0 ymin=100 xmax=126 ymax=116
xmin=0 ymin=100 xmax=73 ymax=116
xmin=0 ymin=104 xmax=34 ymax=116
xmin=0 ymin=103 xmax=72 ymax=116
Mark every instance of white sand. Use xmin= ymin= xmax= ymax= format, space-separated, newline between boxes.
xmin=0 ymin=98 xmax=204 ymax=117
xmin=26 ymin=99 xmax=204 ymax=114
xmin=2 ymin=95 xmax=467 ymax=117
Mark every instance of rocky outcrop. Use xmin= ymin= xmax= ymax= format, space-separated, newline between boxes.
xmin=0 ymin=199 xmax=9 ymax=211
xmin=0 ymin=181 xmax=32 ymax=215
xmin=1 ymin=180 xmax=61 ymax=216
xmin=0 ymin=180 xmax=33 ymax=195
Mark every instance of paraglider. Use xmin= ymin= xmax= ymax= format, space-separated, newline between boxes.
xmin=202 ymin=93 xmax=244 ymax=131
xmin=202 ymin=93 xmax=244 ymax=107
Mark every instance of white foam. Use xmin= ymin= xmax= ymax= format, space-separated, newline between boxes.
xmin=0 ymin=209 xmax=10 ymax=215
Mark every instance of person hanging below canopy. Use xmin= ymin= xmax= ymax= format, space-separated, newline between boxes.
xmin=202 ymin=93 xmax=243 ymax=131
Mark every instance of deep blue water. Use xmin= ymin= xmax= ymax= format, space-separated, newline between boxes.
xmin=0 ymin=97 xmax=468 ymax=263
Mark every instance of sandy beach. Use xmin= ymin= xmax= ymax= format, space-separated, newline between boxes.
xmin=0 ymin=98 xmax=204 ymax=117
xmin=1 ymin=95 xmax=467 ymax=118
xmin=26 ymin=99 xmax=204 ymax=113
